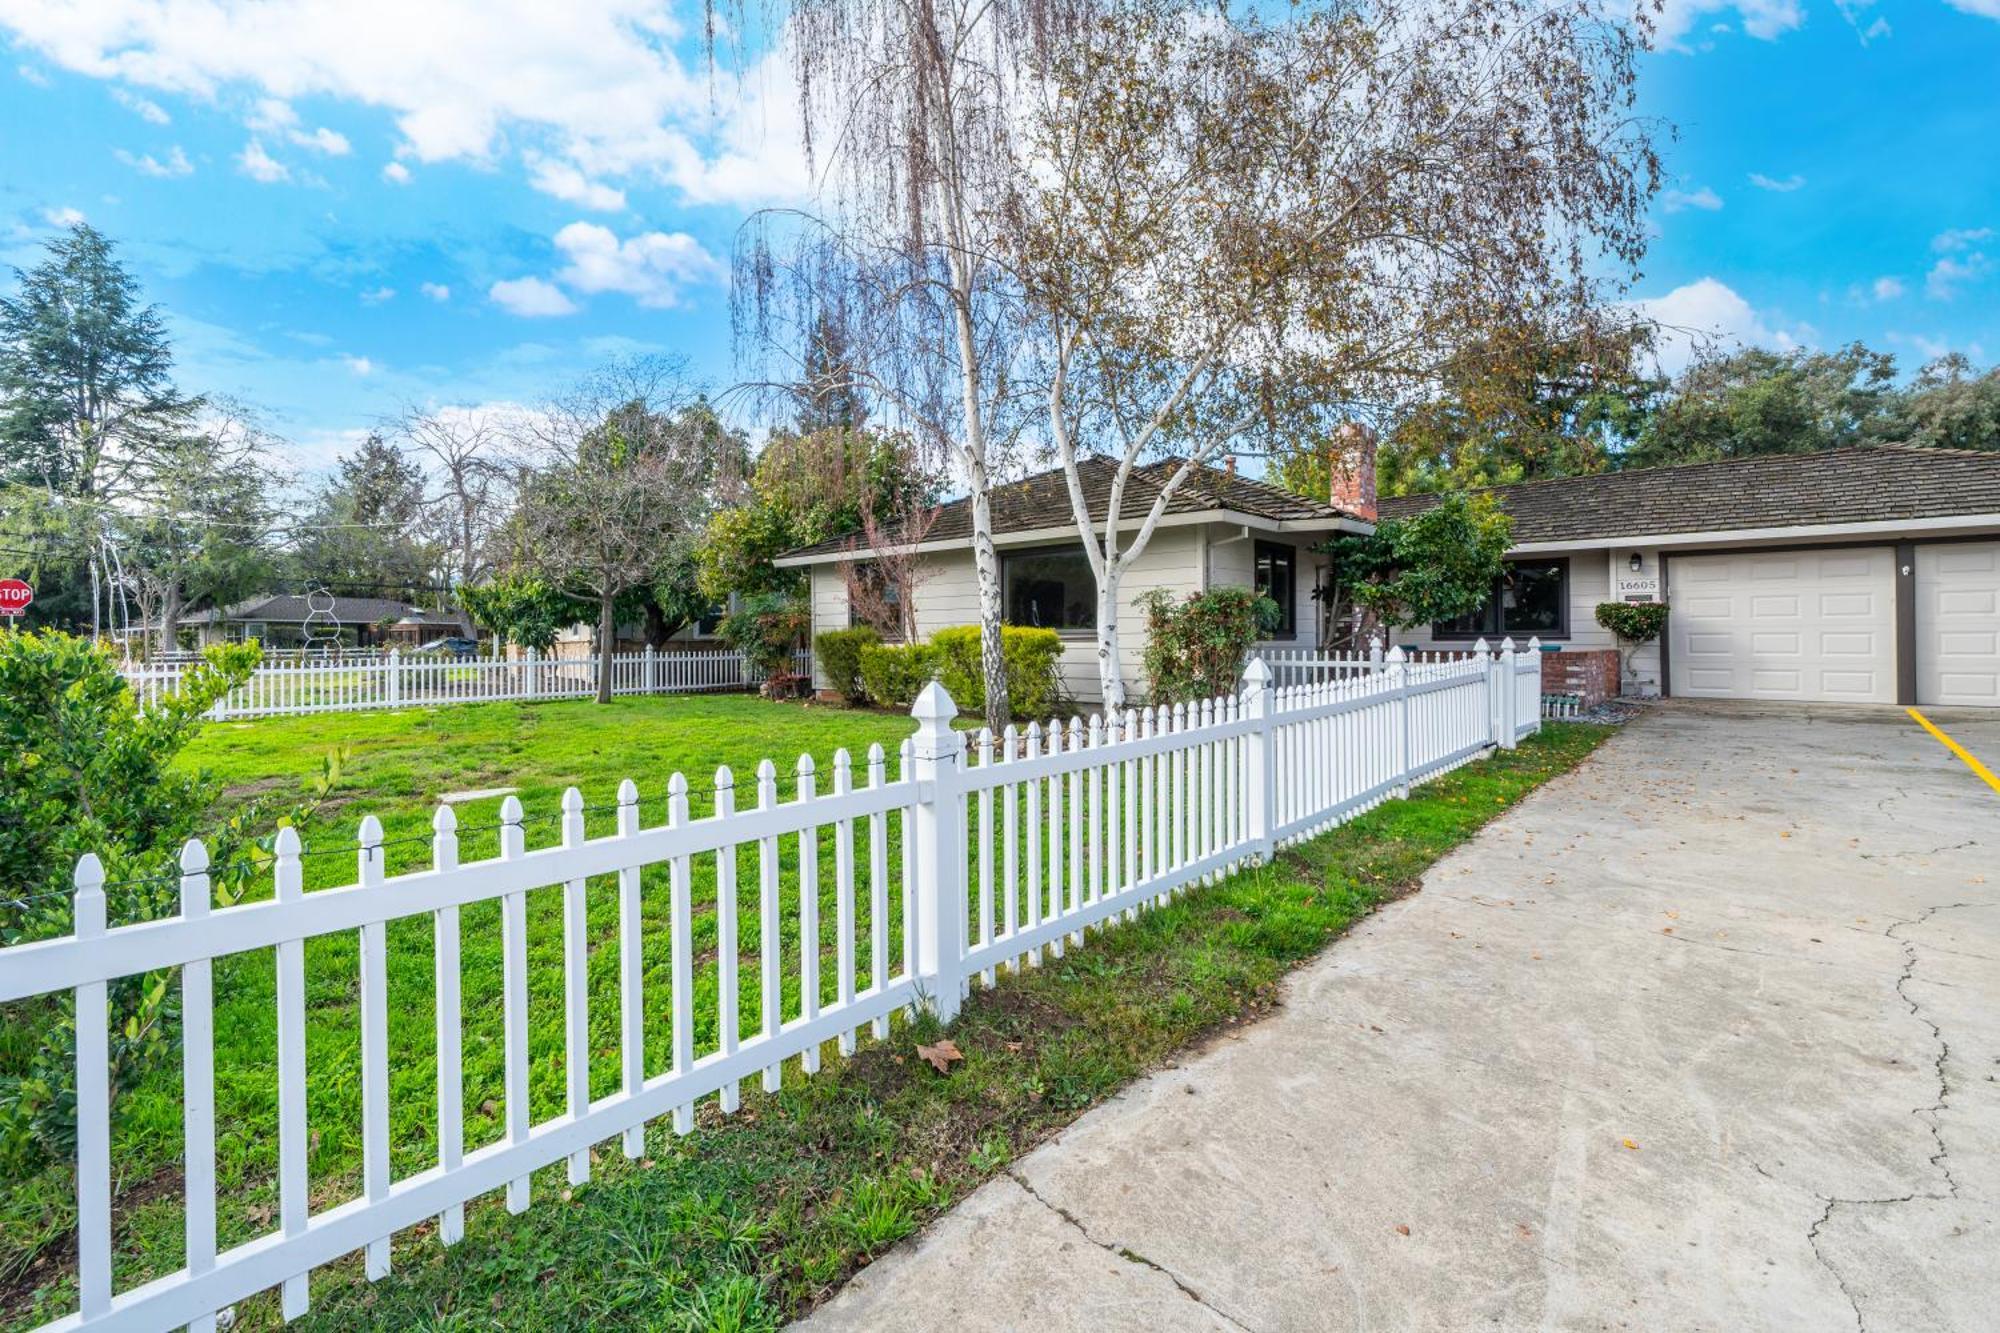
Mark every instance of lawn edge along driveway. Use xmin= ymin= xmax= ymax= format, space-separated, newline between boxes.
xmin=8 ymin=723 xmax=1608 ymax=1333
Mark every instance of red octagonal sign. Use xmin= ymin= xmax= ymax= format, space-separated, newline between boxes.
xmin=0 ymin=578 xmax=33 ymax=617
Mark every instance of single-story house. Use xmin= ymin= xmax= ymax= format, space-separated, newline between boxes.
xmin=180 ymin=595 xmax=475 ymax=649
xmin=780 ymin=441 xmax=2000 ymax=710
xmin=775 ymin=455 xmax=1372 ymax=702
xmin=1382 ymin=444 xmax=2000 ymax=708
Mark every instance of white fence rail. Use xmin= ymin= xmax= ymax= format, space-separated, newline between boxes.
xmin=5 ymin=641 xmax=1542 ymax=1332
xmin=122 ymin=647 xmax=813 ymax=719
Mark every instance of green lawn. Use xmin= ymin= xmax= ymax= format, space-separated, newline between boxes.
xmin=0 ymin=696 xmax=1608 ymax=1332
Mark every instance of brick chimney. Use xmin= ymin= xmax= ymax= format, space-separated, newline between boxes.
xmin=1330 ymin=422 xmax=1377 ymax=521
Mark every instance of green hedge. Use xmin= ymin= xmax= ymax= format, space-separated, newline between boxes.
xmin=813 ymin=626 xmax=880 ymax=701
xmin=856 ymin=625 xmax=1065 ymax=719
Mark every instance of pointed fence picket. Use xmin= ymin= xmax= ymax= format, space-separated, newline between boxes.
xmin=7 ymin=641 xmax=1542 ymax=1333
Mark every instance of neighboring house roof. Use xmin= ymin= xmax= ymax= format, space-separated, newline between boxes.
xmin=776 ymin=456 xmax=1362 ymax=565
xmin=181 ymin=595 xmax=473 ymax=632
xmin=1375 ymin=445 xmax=2000 ymax=548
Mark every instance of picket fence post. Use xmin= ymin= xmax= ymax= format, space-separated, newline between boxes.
xmin=386 ymin=649 xmax=402 ymax=708
xmin=908 ymin=681 xmax=965 ymax=1022
xmin=1497 ymin=638 xmax=1519 ymax=750
xmin=644 ymin=644 xmax=658 ymax=695
xmin=1387 ymin=646 xmax=1412 ymax=797
xmin=526 ymin=648 xmax=541 ymax=701
xmin=1241 ymin=657 xmax=1276 ymax=863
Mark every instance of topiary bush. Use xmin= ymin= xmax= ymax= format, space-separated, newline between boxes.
xmin=1139 ymin=587 xmax=1281 ymax=705
xmin=813 ymin=627 xmax=881 ymax=702
xmin=1594 ymin=601 xmax=1670 ymax=694
xmin=931 ymin=625 xmax=1065 ymax=720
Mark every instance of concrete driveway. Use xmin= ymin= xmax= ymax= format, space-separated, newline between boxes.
xmin=799 ymin=703 xmax=2000 ymax=1332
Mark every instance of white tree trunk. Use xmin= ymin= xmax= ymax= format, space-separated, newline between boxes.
xmin=1095 ymin=565 xmax=1125 ymax=710
xmin=969 ymin=484 xmax=1008 ymax=734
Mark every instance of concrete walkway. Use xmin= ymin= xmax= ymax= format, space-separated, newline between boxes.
xmin=798 ymin=703 xmax=2000 ymax=1332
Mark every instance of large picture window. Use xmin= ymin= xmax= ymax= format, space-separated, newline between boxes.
xmin=1433 ymin=558 xmax=1569 ymax=640
xmin=1004 ymin=547 xmax=1096 ymax=632
xmin=1253 ymin=541 xmax=1298 ymax=638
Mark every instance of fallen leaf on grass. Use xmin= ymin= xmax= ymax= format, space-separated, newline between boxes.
xmin=1394 ymin=1224 xmax=1411 ymax=1236
xmin=1622 ymin=1138 xmax=1639 ymax=1150
xmin=916 ymin=1039 xmax=963 ymax=1074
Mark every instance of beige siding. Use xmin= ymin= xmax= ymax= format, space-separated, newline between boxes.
xmin=1207 ymin=525 xmax=1325 ymax=652
xmin=808 ymin=566 xmax=852 ymax=691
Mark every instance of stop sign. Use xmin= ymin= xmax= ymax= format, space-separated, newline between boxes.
xmin=0 ymin=578 xmax=33 ymax=617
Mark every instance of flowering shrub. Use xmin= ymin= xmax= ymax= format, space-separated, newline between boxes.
xmin=1139 ymin=587 xmax=1280 ymax=704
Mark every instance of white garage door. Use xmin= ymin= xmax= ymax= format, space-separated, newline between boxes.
xmin=1670 ymin=548 xmax=1896 ymax=703
xmin=1918 ymin=542 xmax=2000 ymax=707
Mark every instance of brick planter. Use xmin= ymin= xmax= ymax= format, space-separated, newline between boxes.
xmin=1540 ymin=648 xmax=1620 ymax=706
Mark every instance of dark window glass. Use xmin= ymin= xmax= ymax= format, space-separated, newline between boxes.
xmin=846 ymin=564 xmax=902 ymax=636
xmin=1253 ymin=541 xmax=1298 ymax=637
xmin=1004 ymin=548 xmax=1096 ymax=631
xmin=1432 ymin=559 xmax=1568 ymax=639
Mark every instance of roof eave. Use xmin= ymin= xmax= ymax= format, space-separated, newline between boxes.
xmin=773 ymin=507 xmax=1368 ymax=568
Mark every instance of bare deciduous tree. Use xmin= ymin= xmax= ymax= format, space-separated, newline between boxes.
xmin=840 ymin=472 xmax=940 ymax=642
xmin=515 ymin=358 xmax=733 ymax=703
xmin=1015 ymin=0 xmax=1659 ymax=706
xmin=394 ymin=405 xmax=513 ymax=596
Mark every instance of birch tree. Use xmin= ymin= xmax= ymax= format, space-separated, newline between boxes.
xmin=732 ymin=0 xmax=1081 ymax=734
xmin=1014 ymin=0 xmax=1659 ymax=706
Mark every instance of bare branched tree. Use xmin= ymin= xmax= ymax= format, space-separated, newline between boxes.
xmin=730 ymin=0 xmax=1089 ymax=733
xmin=515 ymin=358 xmax=734 ymax=703
xmin=394 ymin=405 xmax=514 ymax=595
xmin=1015 ymin=0 xmax=1660 ymax=706
xmin=841 ymin=471 xmax=940 ymax=642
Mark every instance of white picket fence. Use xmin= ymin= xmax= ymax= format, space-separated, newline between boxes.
xmin=122 ymin=647 xmax=814 ymax=719
xmin=3 ymin=642 xmax=1541 ymax=1332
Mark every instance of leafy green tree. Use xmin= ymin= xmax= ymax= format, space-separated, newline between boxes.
xmin=1622 ymin=342 xmax=1899 ymax=469
xmin=696 ymin=427 xmax=931 ymax=604
xmin=1880 ymin=354 xmax=2000 ymax=451
xmin=0 ymin=224 xmax=201 ymax=631
xmin=290 ymin=433 xmax=436 ymax=601
xmin=1322 ymin=493 xmax=1513 ymax=647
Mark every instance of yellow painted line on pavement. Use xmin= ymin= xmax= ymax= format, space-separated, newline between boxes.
xmin=1907 ymin=708 xmax=2000 ymax=797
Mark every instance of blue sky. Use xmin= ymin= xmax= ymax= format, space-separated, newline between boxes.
xmin=0 ymin=0 xmax=1996 ymax=481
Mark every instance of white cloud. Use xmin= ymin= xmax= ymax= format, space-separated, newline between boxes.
xmin=341 ymin=354 xmax=375 ymax=375
xmin=1652 ymin=0 xmax=1804 ymax=49
xmin=1927 ymin=253 xmax=1990 ymax=300
xmin=360 ymin=285 xmax=396 ymax=304
xmin=526 ymin=156 xmax=627 ymax=211
xmin=41 ymin=205 xmax=86 ymax=226
xmin=1871 ymin=275 xmax=1905 ymax=301
xmin=114 ymin=144 xmax=193 ymax=177
xmin=489 ymin=276 xmax=579 ymax=317
xmin=380 ymin=160 xmax=411 ymax=185
xmin=0 ymin=1 xmax=809 ymax=210
xmin=1632 ymin=276 xmax=1809 ymax=375
xmin=1748 ymin=172 xmax=1804 ymax=192
xmin=236 ymin=138 xmax=289 ymax=182
xmin=249 ymin=97 xmax=350 ymax=155
xmin=1662 ymin=185 xmax=1723 ymax=213
xmin=420 ymin=281 xmax=451 ymax=302
xmin=16 ymin=62 xmax=50 ymax=86
xmin=1889 ymin=331 xmax=1989 ymax=364
xmin=111 ymin=86 xmax=169 ymax=123
xmin=1944 ymin=0 xmax=2000 ymax=17
xmin=552 ymin=221 xmax=722 ymax=308
xmin=1933 ymin=226 xmax=1994 ymax=253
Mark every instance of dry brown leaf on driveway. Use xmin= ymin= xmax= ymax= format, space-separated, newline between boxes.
xmin=916 ymin=1039 xmax=963 ymax=1074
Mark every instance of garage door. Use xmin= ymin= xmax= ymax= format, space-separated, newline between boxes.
xmin=1670 ymin=548 xmax=1896 ymax=703
xmin=1918 ymin=542 xmax=2000 ymax=706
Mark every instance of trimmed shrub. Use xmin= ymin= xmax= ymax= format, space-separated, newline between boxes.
xmin=814 ymin=626 xmax=880 ymax=702
xmin=1139 ymin=587 xmax=1281 ymax=705
xmin=858 ymin=641 xmax=943 ymax=708
xmin=931 ymin=625 xmax=1064 ymax=720
xmin=1593 ymin=600 xmax=1669 ymax=645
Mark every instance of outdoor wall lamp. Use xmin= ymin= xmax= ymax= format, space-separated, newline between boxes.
xmin=1628 ymin=552 xmax=1643 ymax=572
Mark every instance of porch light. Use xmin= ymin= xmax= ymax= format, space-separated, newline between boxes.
xmin=1628 ymin=552 xmax=1643 ymax=573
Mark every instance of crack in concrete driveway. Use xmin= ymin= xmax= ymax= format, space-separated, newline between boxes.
xmin=795 ymin=703 xmax=2000 ymax=1332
